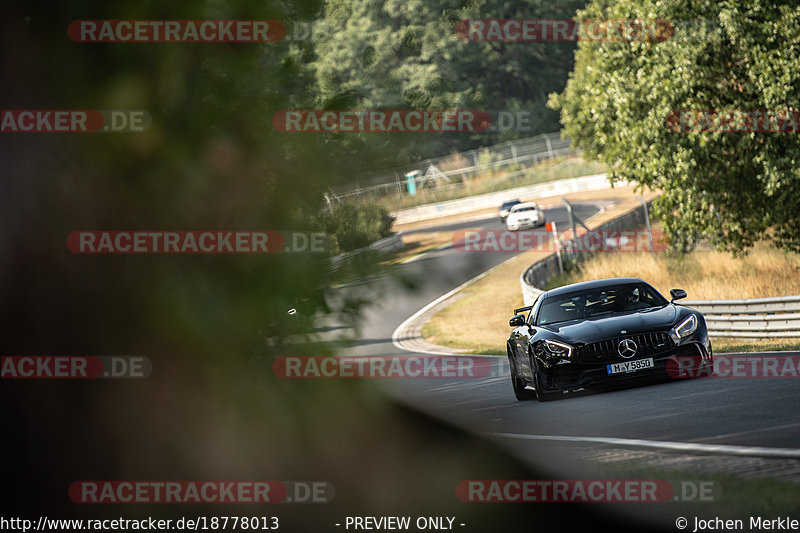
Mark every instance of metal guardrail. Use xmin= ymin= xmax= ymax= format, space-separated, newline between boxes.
xmin=683 ymin=296 xmax=800 ymax=338
xmin=330 ymin=133 xmax=575 ymax=202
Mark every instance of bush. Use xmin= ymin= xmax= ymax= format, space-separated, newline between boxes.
xmin=316 ymin=200 xmax=395 ymax=254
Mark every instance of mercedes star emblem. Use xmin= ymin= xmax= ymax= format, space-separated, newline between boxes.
xmin=617 ymin=338 xmax=637 ymax=358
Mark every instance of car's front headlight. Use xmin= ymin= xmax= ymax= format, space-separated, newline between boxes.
xmin=542 ymin=339 xmax=573 ymax=359
xmin=670 ymin=314 xmax=698 ymax=342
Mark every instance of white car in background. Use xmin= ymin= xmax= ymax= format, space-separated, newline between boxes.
xmin=505 ymin=202 xmax=545 ymax=231
xmin=499 ymin=199 xmax=521 ymax=222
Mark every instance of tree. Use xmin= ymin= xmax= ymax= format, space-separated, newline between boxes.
xmin=315 ymin=200 xmax=395 ymax=254
xmin=307 ymin=0 xmax=586 ymax=162
xmin=549 ymin=0 xmax=800 ymax=253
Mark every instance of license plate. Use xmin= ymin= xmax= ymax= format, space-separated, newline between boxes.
xmin=607 ymin=358 xmax=654 ymax=375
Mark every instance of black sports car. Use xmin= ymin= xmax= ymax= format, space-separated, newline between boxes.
xmin=506 ymin=277 xmax=713 ymax=401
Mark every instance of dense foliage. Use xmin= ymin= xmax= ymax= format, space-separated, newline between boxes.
xmin=315 ymin=201 xmax=395 ymax=254
xmin=550 ymin=0 xmax=800 ymax=253
xmin=300 ymin=0 xmax=585 ymax=162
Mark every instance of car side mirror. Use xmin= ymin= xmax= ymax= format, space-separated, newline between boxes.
xmin=509 ymin=314 xmax=526 ymax=327
xmin=670 ymin=288 xmax=687 ymax=302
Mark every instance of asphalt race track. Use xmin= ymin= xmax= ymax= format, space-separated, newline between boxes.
xmin=326 ymin=202 xmax=800 ymax=530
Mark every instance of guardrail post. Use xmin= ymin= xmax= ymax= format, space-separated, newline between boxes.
xmin=394 ymin=171 xmax=402 ymax=210
xmin=637 ymin=195 xmax=655 ymax=254
xmin=562 ymin=197 xmax=582 ymax=261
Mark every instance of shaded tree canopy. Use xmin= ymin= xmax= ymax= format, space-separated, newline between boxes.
xmin=550 ymin=0 xmax=800 ymax=254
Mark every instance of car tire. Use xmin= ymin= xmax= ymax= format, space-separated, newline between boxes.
xmin=508 ymin=349 xmax=535 ymax=401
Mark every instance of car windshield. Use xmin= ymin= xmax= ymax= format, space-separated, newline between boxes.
xmin=513 ymin=206 xmax=537 ymax=212
xmin=535 ymin=283 xmax=668 ymax=326
xmin=502 ymin=201 xmax=520 ymax=209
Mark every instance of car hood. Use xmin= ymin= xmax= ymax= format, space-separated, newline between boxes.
xmin=509 ymin=211 xmax=539 ymax=219
xmin=540 ymin=305 xmax=679 ymax=343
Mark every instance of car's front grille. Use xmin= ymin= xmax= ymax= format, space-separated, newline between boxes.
xmin=578 ymin=331 xmax=672 ymax=361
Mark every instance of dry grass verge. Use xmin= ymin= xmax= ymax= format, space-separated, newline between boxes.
xmin=564 ymin=242 xmax=800 ymax=300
